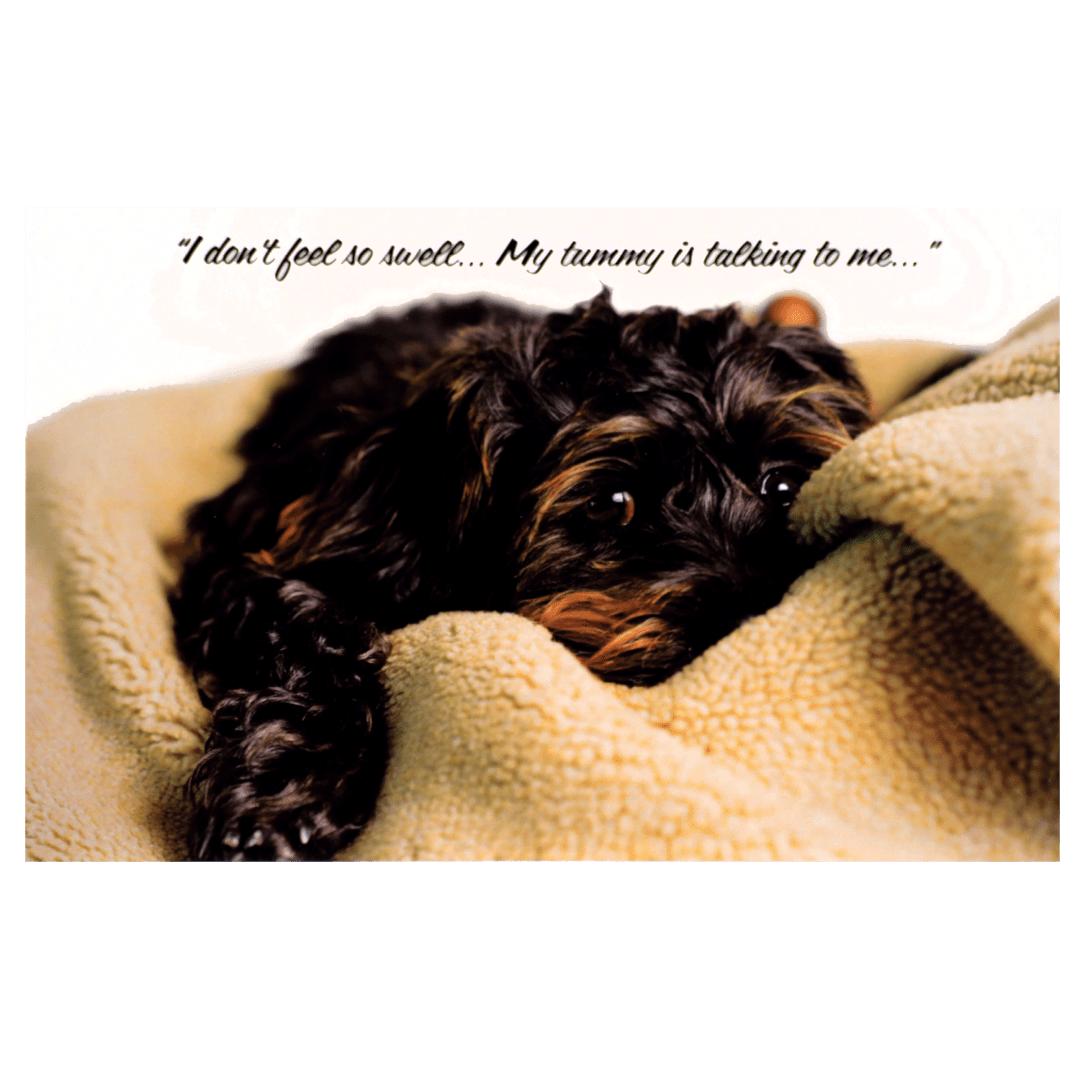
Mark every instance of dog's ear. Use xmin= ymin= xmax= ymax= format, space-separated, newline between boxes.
xmin=253 ymin=339 xmax=548 ymax=617
xmin=705 ymin=315 xmax=874 ymax=464
xmin=751 ymin=321 xmax=873 ymax=442
xmin=753 ymin=321 xmax=862 ymax=390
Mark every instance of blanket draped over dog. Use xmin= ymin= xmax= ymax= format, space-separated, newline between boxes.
xmin=26 ymin=301 xmax=1059 ymax=860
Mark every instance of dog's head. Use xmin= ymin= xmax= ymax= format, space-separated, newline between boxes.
xmin=263 ymin=290 xmax=873 ymax=685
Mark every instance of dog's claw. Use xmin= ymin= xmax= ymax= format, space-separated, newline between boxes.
xmin=205 ymin=821 xmax=281 ymax=860
xmin=298 ymin=824 xmax=312 ymax=845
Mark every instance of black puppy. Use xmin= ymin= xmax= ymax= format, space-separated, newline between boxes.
xmin=171 ymin=289 xmax=873 ymax=860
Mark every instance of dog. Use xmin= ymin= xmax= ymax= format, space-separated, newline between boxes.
xmin=170 ymin=289 xmax=874 ymax=860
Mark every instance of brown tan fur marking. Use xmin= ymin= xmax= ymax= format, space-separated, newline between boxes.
xmin=519 ymin=589 xmax=678 ymax=677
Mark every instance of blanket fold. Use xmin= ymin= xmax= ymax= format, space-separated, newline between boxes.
xmin=26 ymin=302 xmax=1059 ymax=860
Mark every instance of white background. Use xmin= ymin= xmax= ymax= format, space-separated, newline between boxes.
xmin=27 ymin=207 xmax=1058 ymax=424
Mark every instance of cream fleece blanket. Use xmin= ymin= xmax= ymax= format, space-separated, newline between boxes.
xmin=26 ymin=301 xmax=1059 ymax=860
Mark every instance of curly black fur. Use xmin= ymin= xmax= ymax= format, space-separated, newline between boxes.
xmin=171 ymin=290 xmax=873 ymax=860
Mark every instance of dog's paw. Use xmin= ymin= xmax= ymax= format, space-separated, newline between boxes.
xmin=186 ymin=685 xmax=388 ymax=862
xmin=191 ymin=803 xmax=345 ymax=862
xmin=214 ymin=818 xmax=297 ymax=861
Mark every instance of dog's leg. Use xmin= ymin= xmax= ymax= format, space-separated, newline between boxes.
xmin=182 ymin=567 xmax=390 ymax=861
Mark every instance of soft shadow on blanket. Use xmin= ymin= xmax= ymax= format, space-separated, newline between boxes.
xmin=26 ymin=302 xmax=1059 ymax=860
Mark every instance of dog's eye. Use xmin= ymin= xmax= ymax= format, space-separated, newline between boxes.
xmin=586 ymin=490 xmax=635 ymax=526
xmin=759 ymin=468 xmax=806 ymax=509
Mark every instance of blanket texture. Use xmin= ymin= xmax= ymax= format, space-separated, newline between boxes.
xmin=26 ymin=301 xmax=1059 ymax=860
